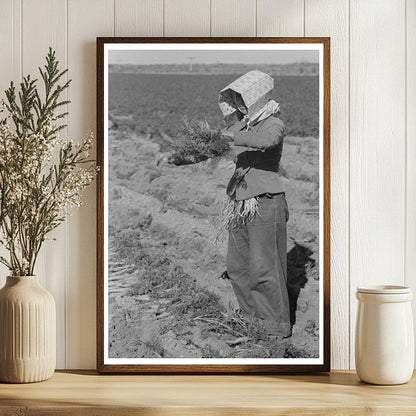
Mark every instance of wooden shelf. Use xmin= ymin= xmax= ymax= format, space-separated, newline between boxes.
xmin=0 ymin=370 xmax=415 ymax=415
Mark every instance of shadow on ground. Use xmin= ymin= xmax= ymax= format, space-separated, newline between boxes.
xmin=287 ymin=243 xmax=315 ymax=326
xmin=221 ymin=242 xmax=315 ymax=328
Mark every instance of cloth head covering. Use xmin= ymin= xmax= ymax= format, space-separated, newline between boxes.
xmin=218 ymin=70 xmax=280 ymax=127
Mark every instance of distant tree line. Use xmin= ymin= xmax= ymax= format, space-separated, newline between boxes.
xmin=109 ymin=62 xmax=319 ymax=76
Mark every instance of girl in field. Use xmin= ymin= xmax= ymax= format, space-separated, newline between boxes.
xmin=219 ymin=70 xmax=291 ymax=338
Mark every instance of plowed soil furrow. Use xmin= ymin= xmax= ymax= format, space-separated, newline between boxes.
xmin=107 ymin=126 xmax=320 ymax=359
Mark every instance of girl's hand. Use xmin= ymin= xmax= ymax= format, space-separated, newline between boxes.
xmin=222 ymin=118 xmax=248 ymax=139
xmin=221 ymin=129 xmax=235 ymax=139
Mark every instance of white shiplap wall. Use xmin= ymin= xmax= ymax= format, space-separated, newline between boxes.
xmin=0 ymin=0 xmax=414 ymax=370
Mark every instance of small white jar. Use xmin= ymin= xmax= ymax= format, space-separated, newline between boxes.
xmin=355 ymin=285 xmax=414 ymax=385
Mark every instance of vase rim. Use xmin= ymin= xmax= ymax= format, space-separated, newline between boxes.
xmin=6 ymin=275 xmax=38 ymax=279
xmin=357 ymin=285 xmax=411 ymax=294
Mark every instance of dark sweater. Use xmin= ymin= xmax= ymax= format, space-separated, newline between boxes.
xmin=230 ymin=115 xmax=285 ymax=201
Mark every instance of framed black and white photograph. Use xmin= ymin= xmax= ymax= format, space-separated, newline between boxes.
xmin=96 ymin=37 xmax=330 ymax=373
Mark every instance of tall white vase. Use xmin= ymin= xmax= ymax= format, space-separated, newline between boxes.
xmin=355 ymin=285 xmax=414 ymax=385
xmin=0 ymin=276 xmax=56 ymax=383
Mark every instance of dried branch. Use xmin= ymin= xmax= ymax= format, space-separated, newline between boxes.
xmin=0 ymin=49 xmax=96 ymax=276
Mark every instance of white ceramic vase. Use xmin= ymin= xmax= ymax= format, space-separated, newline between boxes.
xmin=355 ymin=285 xmax=414 ymax=385
xmin=0 ymin=276 xmax=56 ymax=383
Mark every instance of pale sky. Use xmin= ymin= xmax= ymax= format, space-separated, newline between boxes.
xmin=109 ymin=49 xmax=319 ymax=65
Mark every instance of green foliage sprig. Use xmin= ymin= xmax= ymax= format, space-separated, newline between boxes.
xmin=0 ymin=48 xmax=96 ymax=276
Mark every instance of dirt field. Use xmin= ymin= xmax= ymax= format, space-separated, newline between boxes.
xmin=107 ymin=118 xmax=320 ymax=359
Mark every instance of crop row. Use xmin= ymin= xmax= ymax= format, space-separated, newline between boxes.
xmin=109 ymin=73 xmax=319 ymax=138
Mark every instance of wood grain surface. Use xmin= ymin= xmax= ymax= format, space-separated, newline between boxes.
xmin=211 ymin=0 xmax=256 ymax=37
xmin=406 ymin=0 xmax=416 ymax=363
xmin=0 ymin=370 xmax=415 ymax=415
xmin=0 ymin=0 xmax=414 ymax=371
xmin=22 ymin=0 xmax=68 ymax=369
xmin=114 ymin=0 xmax=163 ymax=37
xmin=305 ymin=0 xmax=350 ymax=371
xmin=257 ymin=0 xmax=304 ymax=37
xmin=67 ymin=0 xmax=114 ymax=370
xmin=164 ymin=0 xmax=211 ymax=37
xmin=349 ymin=0 xmax=406 ymax=369
xmin=0 ymin=0 xmax=21 ymax=315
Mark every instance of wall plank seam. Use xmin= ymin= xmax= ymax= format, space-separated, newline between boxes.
xmin=19 ymin=0 xmax=22 ymax=80
xmin=64 ymin=0 xmax=69 ymax=370
xmin=347 ymin=0 xmax=351 ymax=370
xmin=404 ymin=0 xmax=407 ymax=294
xmin=209 ymin=0 xmax=212 ymax=36
xmin=303 ymin=0 xmax=305 ymax=36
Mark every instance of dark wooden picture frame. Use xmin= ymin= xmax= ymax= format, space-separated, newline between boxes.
xmin=97 ymin=37 xmax=330 ymax=374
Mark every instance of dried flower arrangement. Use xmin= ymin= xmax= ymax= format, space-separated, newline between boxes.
xmin=0 ymin=48 xmax=96 ymax=276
